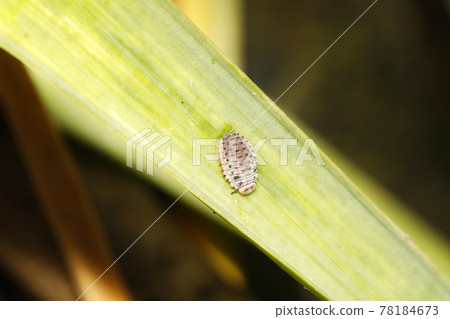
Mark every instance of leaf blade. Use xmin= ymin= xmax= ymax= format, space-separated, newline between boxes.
xmin=1 ymin=0 xmax=449 ymax=300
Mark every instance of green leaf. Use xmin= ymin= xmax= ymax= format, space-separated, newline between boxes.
xmin=1 ymin=0 xmax=449 ymax=300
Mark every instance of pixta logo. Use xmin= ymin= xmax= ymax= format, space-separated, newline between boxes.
xmin=192 ymin=137 xmax=325 ymax=166
xmin=126 ymin=129 xmax=171 ymax=175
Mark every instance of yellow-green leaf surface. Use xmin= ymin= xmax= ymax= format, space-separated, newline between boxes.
xmin=1 ymin=0 xmax=449 ymax=300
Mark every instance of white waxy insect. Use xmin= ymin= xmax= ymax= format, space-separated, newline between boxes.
xmin=218 ymin=132 xmax=258 ymax=194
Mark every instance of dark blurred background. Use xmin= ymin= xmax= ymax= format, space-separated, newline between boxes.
xmin=0 ymin=0 xmax=449 ymax=300
xmin=246 ymin=0 xmax=450 ymax=237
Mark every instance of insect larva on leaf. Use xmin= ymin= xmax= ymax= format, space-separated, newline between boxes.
xmin=219 ymin=133 xmax=258 ymax=194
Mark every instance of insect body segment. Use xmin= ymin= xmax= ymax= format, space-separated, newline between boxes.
xmin=219 ymin=133 xmax=258 ymax=194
